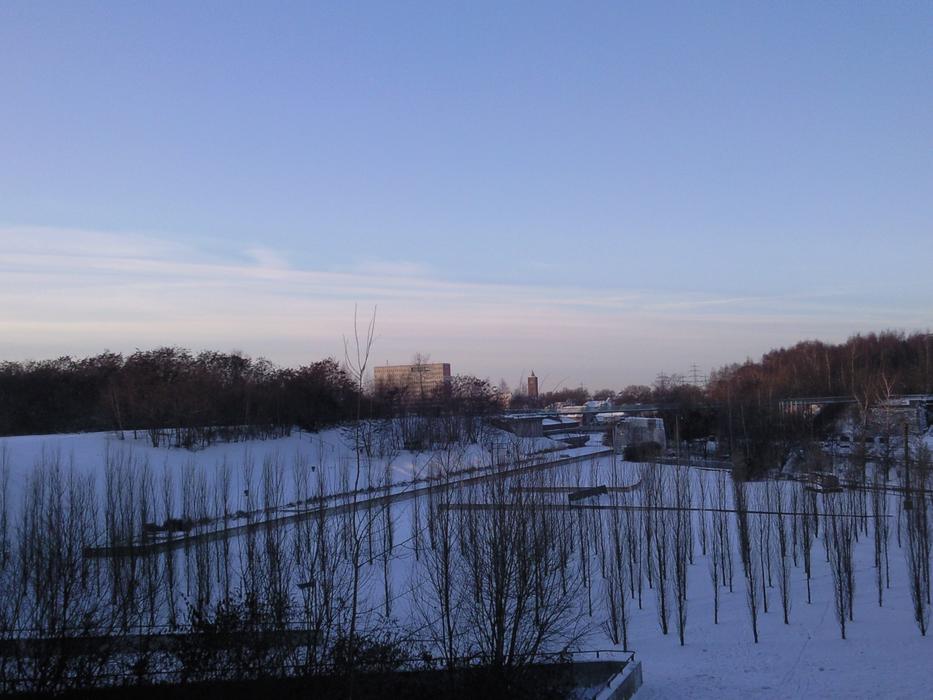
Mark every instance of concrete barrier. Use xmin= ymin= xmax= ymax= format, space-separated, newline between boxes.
xmin=593 ymin=660 xmax=643 ymax=700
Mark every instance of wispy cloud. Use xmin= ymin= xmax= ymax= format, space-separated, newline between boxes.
xmin=0 ymin=226 xmax=928 ymax=385
xmin=344 ymin=260 xmax=435 ymax=278
xmin=243 ymin=246 xmax=291 ymax=273
xmin=1 ymin=225 xmax=191 ymax=261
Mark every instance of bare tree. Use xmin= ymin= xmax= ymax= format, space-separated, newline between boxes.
xmin=160 ymin=465 xmax=179 ymax=627
xmin=624 ymin=492 xmax=644 ymax=610
xmin=260 ymin=455 xmax=290 ymax=628
xmin=342 ymin=305 xmax=377 ymax=673
xmin=291 ymin=453 xmax=352 ymax=673
xmin=0 ymin=445 xmax=16 ymax=692
xmin=708 ymin=506 xmax=722 ymax=625
xmin=757 ymin=483 xmax=775 ymax=614
xmin=697 ymin=472 xmax=708 ymax=557
xmin=643 ymin=466 xmax=671 ymax=635
xmin=799 ymin=485 xmax=816 ymax=604
xmin=904 ymin=445 xmax=931 ymax=635
xmin=871 ymin=468 xmax=891 ymax=606
xmin=640 ymin=463 xmax=656 ymax=594
xmin=824 ymin=494 xmax=855 ymax=639
xmin=714 ymin=470 xmax=734 ymax=593
xmin=15 ymin=454 xmax=109 ymax=692
xmin=217 ymin=457 xmax=232 ymax=601
xmin=733 ymin=479 xmax=759 ymax=643
xmin=459 ymin=472 xmax=587 ymax=668
xmin=417 ymin=467 xmax=463 ymax=669
xmin=603 ymin=488 xmax=630 ymax=648
xmin=380 ymin=459 xmax=395 ymax=619
xmin=672 ymin=467 xmax=690 ymax=645
xmin=774 ymin=483 xmax=791 ymax=624
xmin=104 ymin=448 xmax=140 ymax=633
xmin=297 ymin=456 xmax=352 ymax=672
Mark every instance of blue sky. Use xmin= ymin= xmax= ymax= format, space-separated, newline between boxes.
xmin=1 ymin=1 xmax=931 ymax=388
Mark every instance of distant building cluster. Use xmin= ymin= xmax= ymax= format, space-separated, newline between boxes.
xmin=374 ymin=362 xmax=451 ymax=399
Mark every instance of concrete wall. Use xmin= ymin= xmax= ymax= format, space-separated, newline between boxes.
xmin=492 ymin=416 xmax=545 ymax=437
xmin=594 ymin=660 xmax=643 ymax=700
xmin=613 ymin=418 xmax=666 ymax=452
xmin=552 ymin=659 xmax=643 ymax=700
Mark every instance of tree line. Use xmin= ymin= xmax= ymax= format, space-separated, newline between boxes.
xmin=2 ymin=332 xmax=929 ymax=464
xmin=0 ymin=349 xmax=358 ymax=439
xmin=0 ymin=349 xmax=503 ymax=443
xmin=708 ymin=331 xmax=932 ymax=477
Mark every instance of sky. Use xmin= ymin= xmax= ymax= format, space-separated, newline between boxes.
xmin=1 ymin=1 xmax=931 ymax=389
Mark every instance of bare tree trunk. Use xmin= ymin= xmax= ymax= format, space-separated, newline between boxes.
xmin=708 ymin=507 xmax=721 ymax=624
xmin=672 ymin=467 xmax=690 ymax=645
xmin=343 ymin=305 xmax=377 ymax=687
xmin=775 ymin=485 xmax=791 ymax=624
xmin=734 ymin=480 xmax=759 ymax=643
xmin=824 ymin=495 xmax=854 ymax=639
xmin=904 ymin=451 xmax=931 ymax=635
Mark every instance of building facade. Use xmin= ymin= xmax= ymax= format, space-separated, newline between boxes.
xmin=374 ymin=362 xmax=451 ymax=399
xmin=527 ymin=371 xmax=539 ymax=399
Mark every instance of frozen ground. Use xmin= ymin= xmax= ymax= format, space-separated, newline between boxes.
xmin=0 ymin=426 xmax=578 ymax=507
xmin=630 ymin=525 xmax=932 ymax=699
xmin=1 ymin=427 xmax=931 ymax=698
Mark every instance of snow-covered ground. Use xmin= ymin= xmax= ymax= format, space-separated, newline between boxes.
xmin=631 ymin=520 xmax=931 ymax=699
xmin=1 ymin=427 xmax=931 ymax=698
xmin=629 ymin=429 xmax=933 ymax=698
xmin=0 ymin=425 xmax=577 ymax=509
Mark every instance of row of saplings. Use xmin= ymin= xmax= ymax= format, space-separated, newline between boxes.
xmin=0 ymin=447 xmax=930 ymax=695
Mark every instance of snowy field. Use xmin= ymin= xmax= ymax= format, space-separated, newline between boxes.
xmin=630 ymin=513 xmax=933 ymax=699
xmin=0 ymin=426 xmax=931 ymax=698
xmin=0 ymin=425 xmax=567 ymax=501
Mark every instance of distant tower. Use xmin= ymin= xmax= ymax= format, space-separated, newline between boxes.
xmin=527 ymin=371 xmax=539 ymax=400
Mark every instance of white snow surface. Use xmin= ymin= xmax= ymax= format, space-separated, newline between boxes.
xmin=631 ymin=538 xmax=931 ymax=699
xmin=0 ymin=426 xmax=566 ymax=505
xmin=0 ymin=428 xmax=931 ymax=698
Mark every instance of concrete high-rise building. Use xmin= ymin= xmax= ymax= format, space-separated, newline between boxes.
xmin=527 ymin=371 xmax=539 ymax=399
xmin=374 ymin=362 xmax=451 ymax=399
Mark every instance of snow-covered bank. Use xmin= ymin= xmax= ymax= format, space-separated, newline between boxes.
xmin=0 ymin=425 xmax=579 ymax=506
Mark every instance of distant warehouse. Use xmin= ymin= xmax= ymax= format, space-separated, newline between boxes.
xmin=374 ymin=362 xmax=451 ymax=400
